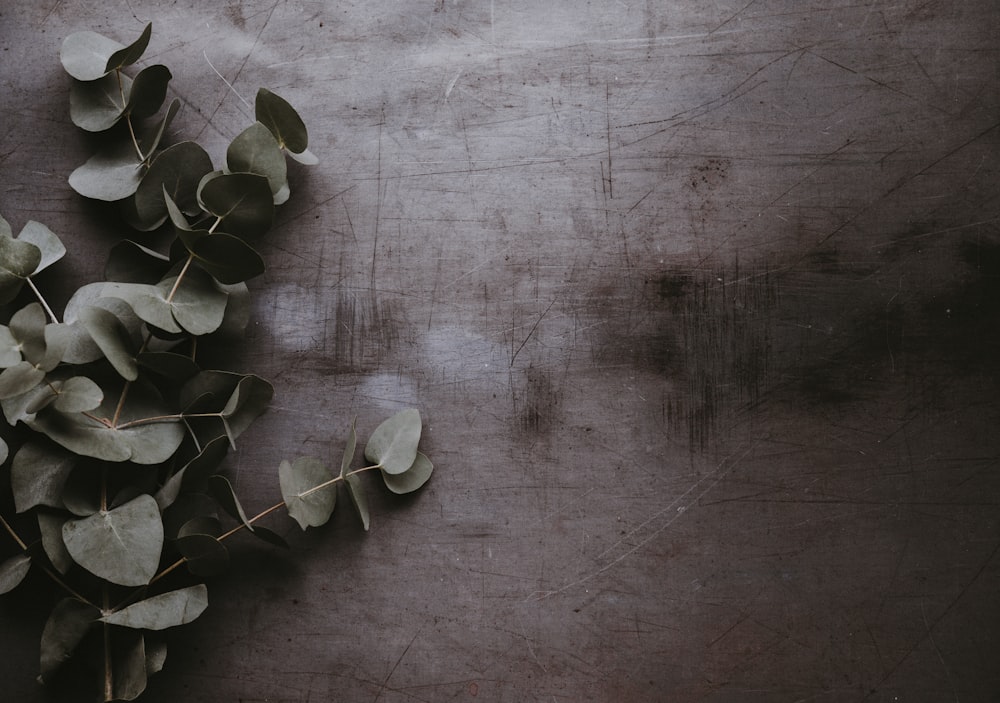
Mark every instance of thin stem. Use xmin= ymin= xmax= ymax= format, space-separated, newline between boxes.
xmin=126 ymin=115 xmax=143 ymax=162
xmin=0 ymin=512 xmax=28 ymax=551
xmin=115 ymin=411 xmax=220 ymax=431
xmin=25 ymin=278 xmax=59 ymax=324
xmin=166 ymin=254 xmax=194 ymax=304
xmin=103 ymin=586 xmax=113 ymax=702
xmin=208 ymin=215 xmax=223 ymax=234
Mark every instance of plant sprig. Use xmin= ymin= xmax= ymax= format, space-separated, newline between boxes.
xmin=0 ymin=23 xmax=433 ymax=701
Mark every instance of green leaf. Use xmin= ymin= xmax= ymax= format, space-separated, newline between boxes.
xmin=17 ymin=220 xmax=65 ymax=274
xmin=0 ymin=225 xmax=42 ymax=304
xmin=198 ymin=172 xmax=274 ymax=238
xmin=216 ymin=281 xmax=251 ymax=336
xmin=219 ymin=374 xmax=273 ymax=440
xmin=62 ymin=494 xmax=164 ymax=587
xmin=106 ymin=240 xmax=171 ymax=284
xmin=382 ymin=451 xmax=434 ymax=495
xmin=0 ymin=326 xmax=21 ymax=367
xmin=158 ymin=267 xmax=230 ymax=336
xmin=146 ymin=638 xmax=168 ymax=676
xmin=69 ymin=71 xmax=131 ymax=132
xmin=227 ymin=121 xmax=289 ymax=204
xmin=134 ymin=142 xmax=213 ymax=229
xmin=39 ymin=598 xmax=100 ymax=682
xmin=52 ymin=376 xmax=105 ymax=413
xmin=364 ymin=408 xmax=422 ymax=475
xmin=175 ymin=533 xmax=229 ymax=576
xmin=101 ymin=281 xmax=180 ymax=334
xmin=140 ymin=97 xmax=181 ymax=161
xmin=155 ymin=435 xmax=228 ymax=511
xmin=124 ymin=64 xmax=172 ymax=120
xmin=102 ymin=584 xmax=208 ymax=630
xmin=0 ymin=361 xmax=45 ymax=400
xmin=255 ymin=88 xmax=310 ymax=155
xmin=248 ymin=524 xmax=289 ymax=549
xmin=38 ymin=512 xmax=74 ymax=574
xmin=11 ymin=440 xmax=76 ymax=513
xmin=345 ymin=473 xmax=370 ymax=531
xmin=179 ymin=229 xmax=266 ymax=284
xmin=60 ymin=30 xmax=124 ymax=80
xmin=137 ymin=351 xmax=200 ymax=381
xmin=0 ymin=554 xmax=31 ymax=594
xmin=78 ymin=305 xmax=138 ymax=380
xmin=9 ymin=302 xmax=47 ymax=363
xmin=209 ymin=475 xmax=254 ymax=532
xmin=105 ymin=22 xmax=152 ymax=73
xmin=68 ymin=140 xmax=143 ymax=201
xmin=0 ymin=436 xmax=6 ymax=464
xmin=279 ymin=456 xmax=336 ymax=530
xmin=111 ymin=629 xmax=148 ymax=701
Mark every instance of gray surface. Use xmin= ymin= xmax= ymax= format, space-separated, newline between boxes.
xmin=2 ymin=1 xmax=999 ymax=701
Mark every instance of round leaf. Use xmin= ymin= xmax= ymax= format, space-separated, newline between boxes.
xmin=135 ymin=141 xmax=213 ymax=229
xmin=364 ymin=408 xmax=422 ymax=474
xmin=60 ymin=30 xmax=124 ymax=80
xmin=255 ymin=88 xmax=309 ymax=154
xmin=17 ymin=220 xmax=66 ymax=274
xmin=227 ymin=122 xmax=289 ymax=204
xmin=125 ymin=64 xmax=172 ymax=120
xmin=279 ymin=456 xmax=336 ymax=530
xmin=181 ymin=229 xmax=266 ymax=284
xmin=78 ymin=305 xmax=138 ymax=380
xmin=105 ymin=22 xmax=152 ymax=73
xmin=69 ymin=71 xmax=130 ymax=132
xmin=175 ymin=533 xmax=229 ymax=576
xmin=345 ymin=473 xmax=370 ymax=531
xmin=0 ymin=226 xmax=42 ymax=304
xmin=11 ymin=440 xmax=76 ymax=513
xmin=0 ymin=554 xmax=31 ymax=594
xmin=382 ymin=451 xmax=434 ymax=495
xmin=68 ymin=140 xmax=143 ymax=201
xmin=62 ymin=494 xmax=164 ymax=587
xmin=102 ymin=584 xmax=208 ymax=631
xmin=52 ymin=375 xmax=105 ymax=413
xmin=39 ymin=598 xmax=100 ymax=682
xmin=198 ymin=172 xmax=274 ymax=238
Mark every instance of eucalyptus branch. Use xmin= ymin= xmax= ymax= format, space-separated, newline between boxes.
xmin=0 ymin=512 xmax=27 ymax=551
xmin=165 ymin=254 xmax=193 ymax=303
xmin=25 ymin=278 xmax=59 ymax=324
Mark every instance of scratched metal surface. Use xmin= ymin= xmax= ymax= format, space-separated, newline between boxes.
xmin=2 ymin=1 xmax=999 ymax=701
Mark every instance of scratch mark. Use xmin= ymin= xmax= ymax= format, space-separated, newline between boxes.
xmin=204 ymin=50 xmax=252 ymax=110
xmin=372 ymin=630 xmax=420 ymax=703
xmin=371 ymin=106 xmax=385 ymax=290
xmin=40 ymin=0 xmax=63 ymax=25
xmin=710 ymin=0 xmax=758 ymax=35
xmin=445 ymin=70 xmax=462 ymax=100
xmin=605 ymin=81 xmax=614 ymax=200
xmin=510 ymin=298 xmax=556 ymax=367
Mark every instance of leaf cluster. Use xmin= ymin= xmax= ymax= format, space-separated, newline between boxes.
xmin=0 ymin=24 xmax=433 ymax=702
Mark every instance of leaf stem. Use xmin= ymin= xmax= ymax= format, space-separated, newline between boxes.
xmin=25 ymin=278 xmax=59 ymax=324
xmin=114 ymin=411 xmax=220 ymax=431
xmin=166 ymin=254 xmax=194 ymax=304
xmin=0 ymin=512 xmax=28 ymax=551
xmin=103 ymin=586 xmax=113 ymax=702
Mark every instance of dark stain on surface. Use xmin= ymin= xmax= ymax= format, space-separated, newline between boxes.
xmin=512 ymin=366 xmax=560 ymax=436
xmin=316 ymin=291 xmax=399 ymax=374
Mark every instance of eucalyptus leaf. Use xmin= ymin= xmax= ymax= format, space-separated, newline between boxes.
xmin=137 ymin=351 xmax=200 ymax=381
xmin=209 ymin=475 xmax=254 ymax=532
xmin=60 ymin=30 xmax=124 ymax=80
xmin=364 ymin=408 xmax=422 ymax=475
xmin=52 ymin=376 xmax=105 ymax=413
xmin=140 ymin=97 xmax=181 ymax=162
xmin=0 ymin=553 xmax=31 ymax=594
xmin=175 ymin=533 xmax=229 ymax=576
xmin=135 ymin=142 xmax=213 ymax=229
xmin=146 ymin=638 xmax=168 ymax=676
xmin=0 ymin=225 xmax=42 ymax=304
xmin=17 ymin=220 xmax=66 ymax=274
xmin=179 ymin=229 xmax=266 ymax=284
xmin=111 ymin=628 xmax=148 ymax=701
xmin=344 ymin=473 xmax=370 ymax=531
xmin=216 ymin=281 xmax=251 ymax=336
xmin=286 ymin=147 xmax=319 ymax=166
xmin=0 ymin=436 xmax=6 ymax=464
xmin=102 ymin=281 xmax=181 ymax=334
xmin=155 ymin=435 xmax=227 ymax=513
xmin=78 ymin=305 xmax=138 ymax=380
xmin=219 ymin=374 xmax=274 ymax=440
xmin=382 ymin=451 xmax=434 ymax=495
xmin=11 ymin=439 xmax=76 ymax=513
xmin=102 ymin=584 xmax=209 ymax=631
xmin=0 ymin=360 xmax=45 ymax=400
xmin=255 ymin=88 xmax=309 ymax=155
xmin=68 ymin=139 xmax=143 ymax=201
xmin=279 ymin=456 xmax=336 ymax=530
xmin=60 ymin=462 xmax=102 ymax=517
xmin=10 ymin=302 xmax=47 ymax=364
xmin=69 ymin=71 xmax=131 ymax=132
xmin=227 ymin=121 xmax=289 ymax=204
xmin=38 ymin=512 xmax=74 ymax=574
xmin=106 ymin=240 xmax=172 ymax=284
xmin=198 ymin=172 xmax=274 ymax=238
xmin=39 ymin=598 xmax=100 ymax=682
xmin=62 ymin=494 xmax=164 ymax=587
xmin=125 ymin=64 xmax=172 ymax=121
xmin=105 ymin=22 xmax=152 ymax=73
xmin=157 ymin=268 xmax=230 ymax=336
xmin=0 ymin=326 xmax=21 ymax=367
xmin=177 ymin=516 xmax=221 ymax=538
xmin=340 ymin=418 xmax=357 ymax=478
xmin=248 ymin=524 xmax=289 ymax=549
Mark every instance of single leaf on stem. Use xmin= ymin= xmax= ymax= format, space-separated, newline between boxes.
xmin=382 ymin=451 xmax=434 ymax=495
xmin=209 ymin=475 xmax=254 ymax=532
xmin=104 ymin=22 xmax=152 ymax=73
xmin=11 ymin=439 xmax=77 ymax=513
xmin=364 ymin=408 xmax=422 ymax=474
xmin=69 ymin=71 xmax=132 ymax=132
xmin=279 ymin=456 xmax=336 ymax=530
xmin=60 ymin=30 xmax=124 ymax=80
xmin=39 ymin=598 xmax=101 ymax=682
xmin=101 ymin=584 xmax=209 ymax=630
xmin=0 ymin=553 xmax=31 ymax=594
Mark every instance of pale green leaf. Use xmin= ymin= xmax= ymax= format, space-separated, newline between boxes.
xmin=227 ymin=121 xmax=289 ymax=204
xmin=11 ymin=440 xmax=76 ymax=513
xmin=52 ymin=375 xmax=105 ymax=413
xmin=0 ymin=361 xmax=45 ymax=400
xmin=255 ymin=88 xmax=309 ymax=154
xmin=68 ymin=139 xmax=143 ymax=200
xmin=209 ymin=475 xmax=254 ymax=532
xmin=60 ymin=30 xmax=123 ymax=80
xmin=0 ymin=226 xmax=42 ymax=304
xmin=78 ymin=305 xmax=139 ymax=380
xmin=0 ymin=554 xmax=31 ymax=594
xmin=69 ymin=71 xmax=130 ymax=132
xmin=102 ymin=281 xmax=181 ymax=334
xmin=382 ymin=451 xmax=434 ymax=495
xmin=111 ymin=629 xmax=148 ymax=701
xmin=279 ymin=456 xmax=336 ymax=530
xmin=146 ymin=638 xmax=168 ymax=676
xmin=102 ymin=584 xmax=208 ymax=630
xmin=345 ymin=473 xmax=370 ymax=531
xmin=39 ymin=598 xmax=100 ymax=682
xmin=17 ymin=220 xmax=65 ymax=274
xmin=62 ymin=494 xmax=164 ymax=586
xmin=364 ymin=408 xmax=422 ymax=474
xmin=134 ymin=141 xmax=213 ymax=229
xmin=157 ymin=268 xmax=229 ymax=336
xmin=0 ymin=326 xmax=21 ymax=367
xmin=219 ymin=374 xmax=273 ymax=440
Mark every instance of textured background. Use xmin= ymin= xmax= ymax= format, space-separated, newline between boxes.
xmin=2 ymin=1 xmax=999 ymax=701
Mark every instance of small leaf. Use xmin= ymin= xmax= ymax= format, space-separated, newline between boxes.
xmin=0 ymin=361 xmax=45 ymax=400
xmin=134 ymin=142 xmax=213 ymax=229
xmin=111 ymin=629 xmax=148 ymax=701
xmin=102 ymin=281 xmax=181 ymax=333
xmin=175 ymin=533 xmax=229 ymax=576
xmin=286 ymin=147 xmax=319 ymax=166
xmin=248 ymin=524 xmax=289 ymax=549
xmin=198 ymin=172 xmax=274 ymax=238
xmin=345 ymin=473 xmax=370 ymax=531
xmin=78 ymin=305 xmax=139 ymax=380
xmin=69 ymin=71 xmax=130 ymax=132
xmin=279 ymin=456 xmax=336 ymax=530
xmin=0 ymin=554 xmax=31 ymax=594
xmin=124 ymin=64 xmax=172 ymax=120
xmin=0 ymin=225 xmax=42 ymax=304
xmin=60 ymin=30 xmax=124 ymax=80
xmin=179 ymin=229 xmax=266 ymax=284
xmin=209 ymin=475 xmax=254 ymax=532
xmin=17 ymin=220 xmax=66 ymax=274
xmin=382 ymin=451 xmax=434 ymax=495
xmin=227 ymin=122 xmax=289 ymax=204
xmin=0 ymin=326 xmax=21 ymax=367
xmin=219 ymin=374 xmax=274 ymax=440
xmin=11 ymin=440 xmax=77 ymax=513
xmin=38 ymin=512 xmax=74 ymax=574
xmin=146 ymin=638 xmax=168 ymax=676
xmin=68 ymin=140 xmax=143 ymax=200
xmin=364 ymin=408 xmax=422 ymax=474
xmin=255 ymin=88 xmax=310 ymax=155
xmin=140 ymin=97 xmax=181 ymax=161
xmin=155 ymin=436 xmax=227 ymax=513
xmin=106 ymin=22 xmax=152 ymax=72
xmin=157 ymin=268 xmax=230 ymax=336
xmin=62 ymin=494 xmax=164 ymax=587
xmin=52 ymin=376 xmax=105 ymax=413
xmin=39 ymin=598 xmax=100 ymax=682
xmin=102 ymin=584 xmax=209 ymax=630
xmin=105 ymin=240 xmax=171 ymax=284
